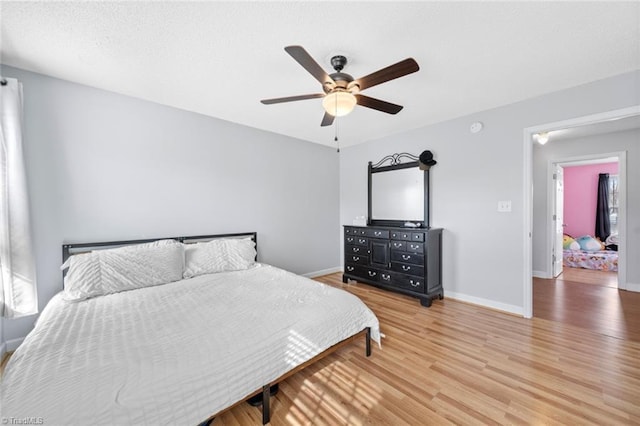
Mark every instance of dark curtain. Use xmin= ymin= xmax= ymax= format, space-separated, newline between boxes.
xmin=595 ymin=173 xmax=610 ymax=242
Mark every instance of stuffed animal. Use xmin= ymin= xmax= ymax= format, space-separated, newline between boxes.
xmin=563 ymin=235 xmax=581 ymax=250
xmin=576 ymin=235 xmax=604 ymax=252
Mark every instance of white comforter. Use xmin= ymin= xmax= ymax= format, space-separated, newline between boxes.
xmin=1 ymin=264 xmax=380 ymax=425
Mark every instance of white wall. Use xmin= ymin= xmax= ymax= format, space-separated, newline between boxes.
xmin=1 ymin=65 xmax=341 ymax=344
xmin=340 ymin=70 xmax=640 ymax=314
xmin=532 ymin=129 xmax=640 ymax=282
xmin=0 ymin=318 xmax=4 ymax=357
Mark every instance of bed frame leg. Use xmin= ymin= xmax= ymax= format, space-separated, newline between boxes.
xmin=366 ymin=327 xmax=371 ymax=357
xmin=262 ymin=384 xmax=270 ymax=425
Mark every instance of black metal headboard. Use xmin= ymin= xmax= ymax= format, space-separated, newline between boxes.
xmin=62 ymin=232 xmax=258 ymax=266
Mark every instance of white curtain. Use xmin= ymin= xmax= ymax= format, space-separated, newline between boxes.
xmin=0 ymin=78 xmax=38 ymax=318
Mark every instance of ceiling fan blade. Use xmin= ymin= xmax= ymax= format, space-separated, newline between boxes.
xmin=320 ymin=112 xmax=335 ymax=127
xmin=284 ymin=45 xmax=335 ymax=86
xmin=260 ymin=93 xmax=325 ymax=105
xmin=355 ymin=58 xmax=419 ymax=91
xmin=356 ymin=94 xmax=403 ymax=114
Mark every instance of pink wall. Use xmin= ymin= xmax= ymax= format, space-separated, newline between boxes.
xmin=563 ymin=162 xmax=618 ymax=238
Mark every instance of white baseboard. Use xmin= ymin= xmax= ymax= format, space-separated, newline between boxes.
xmin=444 ymin=290 xmax=524 ymax=316
xmin=532 ymin=270 xmax=549 ymax=279
xmin=303 ymin=267 xmax=342 ymax=279
xmin=624 ymin=282 xmax=640 ymax=292
xmin=5 ymin=337 xmax=24 ymax=352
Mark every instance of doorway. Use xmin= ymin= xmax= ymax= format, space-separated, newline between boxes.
xmin=522 ymin=105 xmax=639 ymax=318
xmin=531 ymin=132 xmax=631 ymax=339
xmin=549 ymin=155 xmax=622 ymax=283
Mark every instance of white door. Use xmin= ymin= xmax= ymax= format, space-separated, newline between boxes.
xmin=552 ymin=165 xmax=564 ymax=277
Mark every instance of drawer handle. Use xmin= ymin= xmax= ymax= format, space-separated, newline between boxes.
xmin=353 ymin=247 xmax=360 ymax=253
xmin=394 ymin=243 xmax=402 ymax=248
xmin=374 ymin=231 xmax=382 ymax=236
xmin=403 ymin=234 xmax=408 ymax=238
xmin=402 ymin=254 xmax=411 ymax=260
xmin=347 ymin=237 xmax=354 ymax=242
xmin=359 ymin=239 xmax=366 ymax=244
xmin=402 ymin=265 xmax=411 ymax=271
xmin=353 ymin=256 xmax=360 ymax=262
xmin=347 ymin=266 xmax=354 ymax=272
xmin=410 ymin=244 xmax=418 ymax=249
xmin=368 ymin=271 xmax=377 ymax=277
xmin=410 ymin=279 xmax=420 ymax=287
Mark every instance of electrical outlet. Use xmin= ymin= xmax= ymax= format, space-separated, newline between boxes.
xmin=497 ymin=200 xmax=512 ymax=212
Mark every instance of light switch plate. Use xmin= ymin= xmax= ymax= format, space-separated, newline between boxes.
xmin=497 ymin=200 xmax=512 ymax=212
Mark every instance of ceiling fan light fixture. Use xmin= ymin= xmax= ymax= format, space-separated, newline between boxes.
xmin=322 ymin=91 xmax=357 ymax=117
xmin=346 ymin=82 xmax=360 ymax=94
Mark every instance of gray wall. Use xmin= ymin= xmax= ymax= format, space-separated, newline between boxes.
xmin=532 ymin=129 xmax=640 ymax=280
xmin=1 ymin=65 xmax=341 ymax=343
xmin=340 ymin=70 xmax=640 ymax=314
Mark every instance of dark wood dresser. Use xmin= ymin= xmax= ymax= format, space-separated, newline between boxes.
xmin=343 ymin=225 xmax=443 ymax=307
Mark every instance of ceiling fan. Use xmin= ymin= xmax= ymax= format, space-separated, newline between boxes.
xmin=260 ymin=45 xmax=420 ymax=127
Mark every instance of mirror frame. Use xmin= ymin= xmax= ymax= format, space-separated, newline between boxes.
xmin=367 ymin=152 xmax=429 ymax=228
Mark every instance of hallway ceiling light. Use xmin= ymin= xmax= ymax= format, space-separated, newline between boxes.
xmin=536 ymin=132 xmax=549 ymax=144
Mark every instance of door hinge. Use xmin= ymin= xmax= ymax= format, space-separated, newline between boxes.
xmin=553 ymin=214 xmax=557 ymax=220
xmin=553 ymin=173 xmax=557 ymax=180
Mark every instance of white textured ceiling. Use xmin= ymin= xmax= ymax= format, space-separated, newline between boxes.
xmin=1 ymin=1 xmax=639 ymax=148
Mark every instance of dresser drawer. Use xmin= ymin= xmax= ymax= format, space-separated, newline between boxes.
xmin=396 ymin=275 xmax=425 ymax=293
xmin=344 ymin=264 xmax=363 ymax=275
xmin=364 ymin=229 xmax=389 ymax=239
xmin=407 ymin=242 xmax=424 ymax=254
xmin=391 ymin=251 xmax=424 ymax=265
xmin=390 ymin=231 xmax=412 ymax=241
xmin=410 ymin=232 xmax=425 ymax=242
xmin=344 ymin=265 xmax=381 ymax=282
xmin=379 ymin=271 xmax=394 ymax=285
xmin=344 ymin=227 xmax=358 ymax=236
xmin=346 ymin=244 xmax=367 ymax=255
xmin=346 ymin=254 xmax=368 ymax=265
xmin=354 ymin=236 xmax=369 ymax=246
xmin=391 ymin=262 xmax=424 ymax=277
xmin=362 ymin=268 xmax=381 ymax=282
xmin=378 ymin=271 xmax=405 ymax=289
xmin=390 ymin=240 xmax=407 ymax=251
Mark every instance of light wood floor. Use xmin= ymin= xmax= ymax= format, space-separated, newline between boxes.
xmin=534 ymin=267 xmax=640 ymax=342
xmin=214 ymin=272 xmax=640 ymax=425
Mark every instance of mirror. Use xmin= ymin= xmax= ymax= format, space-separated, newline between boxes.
xmin=368 ymin=153 xmax=429 ymax=228
xmin=371 ymin=168 xmax=423 ymax=220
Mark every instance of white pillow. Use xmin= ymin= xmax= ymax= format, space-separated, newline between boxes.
xmin=63 ymin=239 xmax=184 ymax=301
xmin=183 ymin=237 xmax=256 ymax=278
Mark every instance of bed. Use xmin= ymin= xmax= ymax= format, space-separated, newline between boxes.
xmin=0 ymin=232 xmax=380 ymax=425
xmin=563 ymin=249 xmax=618 ymax=272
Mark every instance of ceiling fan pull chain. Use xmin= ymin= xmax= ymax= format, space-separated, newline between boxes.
xmin=334 ymin=95 xmax=340 ymax=152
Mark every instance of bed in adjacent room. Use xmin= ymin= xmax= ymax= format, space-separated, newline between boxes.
xmin=562 ymin=249 xmax=618 ymax=272
xmin=0 ymin=233 xmax=380 ymax=425
xmin=562 ymin=234 xmax=618 ymax=272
